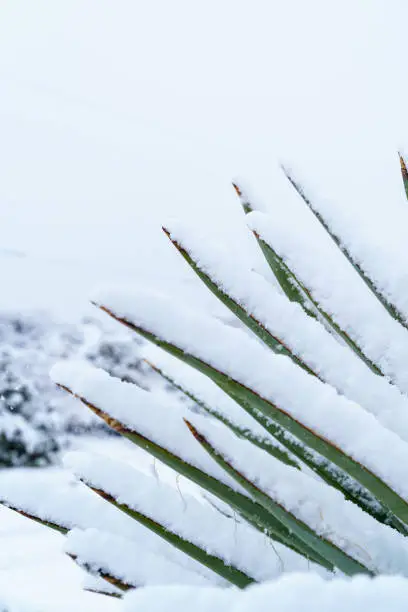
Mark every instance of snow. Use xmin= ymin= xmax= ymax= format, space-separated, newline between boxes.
xmin=163 ymin=219 xmax=408 ymax=442
xmin=142 ymin=345 xmax=293 ymax=460
xmin=50 ymin=361 xmax=247 ymax=495
xmin=0 ymin=594 xmax=40 ymax=612
xmin=0 ymin=438 xmax=225 ymax=608
xmin=66 ymin=527 xmax=212 ymax=589
xmin=123 ymin=574 xmax=408 ymax=612
xmin=2 ymin=1 xmax=408 ymax=609
xmin=67 ymin=450 xmax=316 ymax=583
xmin=0 ymin=443 xmax=227 ymax=585
xmin=247 ymin=210 xmax=408 ymax=393
xmin=50 ymin=357 xmax=408 ymax=576
xmin=89 ymin=286 xmax=408 ymax=505
xmin=185 ymin=413 xmax=408 ymax=576
xmin=0 ymin=468 xmax=120 ymax=612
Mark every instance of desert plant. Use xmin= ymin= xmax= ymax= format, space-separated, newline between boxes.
xmin=4 ymin=157 xmax=408 ymax=597
xmin=0 ymin=314 xmax=64 ymax=467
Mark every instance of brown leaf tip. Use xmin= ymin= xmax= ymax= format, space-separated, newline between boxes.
xmin=57 ymin=384 xmax=130 ymax=435
xmin=90 ymin=485 xmax=116 ymax=503
xmin=143 ymin=359 xmax=160 ymax=374
xmin=184 ymin=419 xmax=206 ymax=444
xmin=399 ymin=152 xmax=408 ymax=178
xmin=232 ymin=182 xmax=242 ymax=197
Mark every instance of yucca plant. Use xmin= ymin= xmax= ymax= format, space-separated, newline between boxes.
xmin=3 ymin=157 xmax=408 ymax=599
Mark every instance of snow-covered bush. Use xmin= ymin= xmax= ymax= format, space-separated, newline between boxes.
xmin=0 ymin=313 xmax=151 ymax=466
xmin=5 ymin=159 xmax=408 ymax=598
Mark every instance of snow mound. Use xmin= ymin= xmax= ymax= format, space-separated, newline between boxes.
xmin=123 ymin=573 xmax=408 ymax=612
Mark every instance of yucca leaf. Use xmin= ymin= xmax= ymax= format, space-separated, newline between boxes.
xmin=80 ymin=481 xmax=254 ymax=589
xmin=93 ymin=303 xmax=408 ymax=529
xmin=185 ymin=419 xmax=373 ymax=577
xmin=256 ymin=235 xmax=315 ymax=310
xmin=232 ymin=182 xmax=253 ymax=214
xmin=281 ymin=163 xmax=408 ymax=330
xmin=68 ymin=552 xmax=130 ymax=594
xmin=84 ymin=587 xmax=123 ymax=599
xmin=145 ymin=358 xmax=300 ymax=469
xmin=221 ymin=383 xmax=407 ymax=534
xmin=254 ymin=233 xmax=382 ymax=376
xmin=57 ymin=380 xmax=331 ymax=569
xmin=399 ymin=152 xmax=408 ymax=201
xmin=0 ymin=500 xmax=68 ymax=535
xmin=83 ymin=587 xmax=123 ymax=600
xmin=145 ymin=355 xmax=383 ymax=528
xmin=223 ymin=378 xmax=408 ymax=527
xmin=163 ymin=227 xmax=316 ymax=377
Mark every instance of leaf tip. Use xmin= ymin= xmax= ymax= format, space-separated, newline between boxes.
xmin=232 ymin=181 xmax=242 ymax=197
xmin=184 ymin=418 xmax=206 ymax=444
xmin=399 ymin=151 xmax=408 ymax=179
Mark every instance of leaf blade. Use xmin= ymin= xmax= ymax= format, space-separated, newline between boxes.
xmin=281 ymin=163 xmax=408 ymax=330
xmin=93 ymin=303 xmax=408 ymax=529
xmin=163 ymin=227 xmax=316 ymax=377
xmin=57 ymin=380 xmax=327 ymax=567
xmin=185 ymin=419 xmax=373 ymax=577
xmin=81 ymin=481 xmax=254 ymax=589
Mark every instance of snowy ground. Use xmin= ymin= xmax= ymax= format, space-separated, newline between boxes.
xmin=0 ymin=500 xmax=118 ymax=611
xmin=0 ymin=438 xmax=133 ymax=611
xmin=0 ymin=435 xmax=205 ymax=610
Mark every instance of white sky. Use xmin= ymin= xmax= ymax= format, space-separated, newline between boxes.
xmin=0 ymin=1 xmax=407 ymax=318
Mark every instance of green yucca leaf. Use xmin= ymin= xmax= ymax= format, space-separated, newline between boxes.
xmin=0 ymin=500 xmax=68 ymax=535
xmin=84 ymin=587 xmax=123 ymax=600
xmin=81 ymin=481 xmax=254 ymax=589
xmin=232 ymin=177 xmax=382 ymax=377
xmin=161 ymin=224 xmax=408 ymax=516
xmin=67 ymin=552 xmax=130 ymax=594
xmin=147 ymin=356 xmax=386 ymax=533
xmin=84 ymin=587 xmax=123 ymax=599
xmin=232 ymin=182 xmax=254 ymax=214
xmin=255 ymin=236 xmax=315 ymax=310
xmin=222 ymin=375 xmax=408 ymax=527
xmin=185 ymin=419 xmax=373 ymax=577
xmin=58 ymin=381 xmax=331 ymax=568
xmin=94 ymin=304 xmax=408 ymax=530
xmin=399 ymin=152 xmax=408 ymax=201
xmin=281 ymin=163 xmax=408 ymax=330
xmin=254 ymin=233 xmax=382 ymax=376
xmin=221 ymin=382 xmax=406 ymax=533
xmin=163 ymin=228 xmax=316 ymax=377
xmin=145 ymin=359 xmax=300 ymax=469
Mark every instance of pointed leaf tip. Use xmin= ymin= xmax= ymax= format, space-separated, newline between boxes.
xmin=184 ymin=418 xmax=206 ymax=444
xmin=399 ymin=152 xmax=408 ymax=177
xmin=232 ymin=182 xmax=242 ymax=197
xmin=68 ymin=552 xmax=131 ymax=593
xmin=56 ymin=382 xmax=131 ymax=436
xmin=232 ymin=181 xmax=254 ymax=213
xmin=398 ymin=152 xmax=408 ymax=202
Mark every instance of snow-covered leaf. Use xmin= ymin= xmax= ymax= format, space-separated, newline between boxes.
xmin=90 ymin=288 xmax=408 ymax=528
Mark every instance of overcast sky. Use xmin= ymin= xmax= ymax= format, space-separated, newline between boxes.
xmin=0 ymin=1 xmax=407 ymax=318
